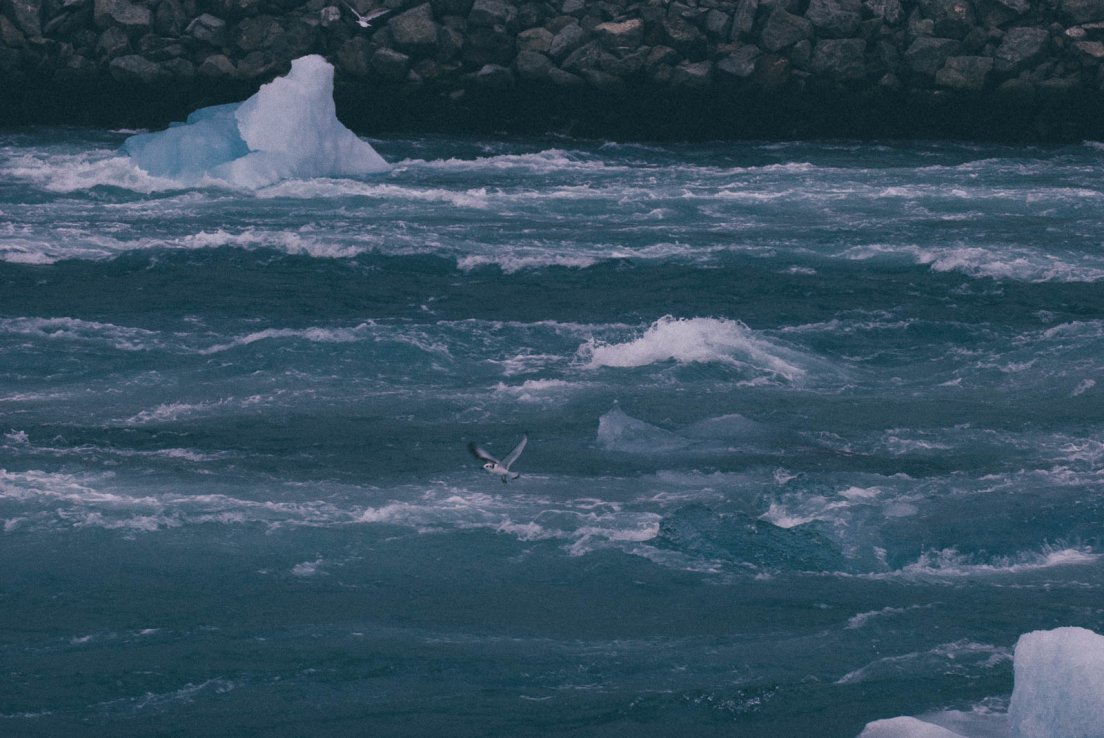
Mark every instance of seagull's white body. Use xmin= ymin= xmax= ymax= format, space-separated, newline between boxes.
xmin=343 ymin=2 xmax=391 ymax=28
xmin=469 ymin=433 xmax=528 ymax=483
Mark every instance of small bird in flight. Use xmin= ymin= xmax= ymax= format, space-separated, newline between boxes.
xmin=342 ymin=1 xmax=391 ymax=28
xmin=469 ymin=433 xmax=528 ymax=483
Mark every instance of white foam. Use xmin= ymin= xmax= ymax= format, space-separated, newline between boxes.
xmin=837 ymin=640 xmax=1011 ymax=685
xmin=842 ymin=244 xmax=1104 ymax=283
xmin=892 ymin=546 xmax=1100 ymax=579
xmin=579 ymin=315 xmax=808 ymax=381
xmin=123 ymin=55 xmax=389 ymax=188
xmin=0 ymin=316 xmax=159 ymax=351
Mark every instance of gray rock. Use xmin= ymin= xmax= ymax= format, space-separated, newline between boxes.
xmin=810 ymin=37 xmax=866 ymax=79
xmin=468 ymin=0 xmax=515 ymax=29
xmin=108 ymin=54 xmax=167 ymax=84
xmin=1075 ymin=39 xmax=1104 ymax=58
xmin=646 ymin=44 xmax=679 ymax=67
xmin=0 ymin=14 xmax=25 ymax=47
xmin=994 ymin=26 xmax=1048 ymax=73
xmin=437 ymin=25 xmax=464 ymax=61
xmin=662 ymin=14 xmax=705 ymax=57
xmin=790 ymin=38 xmax=812 ymax=68
xmin=670 ymin=59 xmax=712 ymax=89
xmin=464 ymin=25 xmax=513 ymax=66
xmin=96 ymin=25 xmax=129 ymax=57
xmin=514 ymin=48 xmax=552 ymax=79
xmin=187 ymin=14 xmax=228 ymax=47
xmin=993 ymin=77 xmax=1035 ymax=106
xmin=992 ymin=0 xmax=1029 ymax=14
xmin=154 ymin=0 xmax=188 ymax=36
xmin=865 ymin=0 xmax=904 ymax=24
xmin=475 ymin=61 xmax=514 ymax=87
xmin=516 ymin=27 xmax=552 ymax=54
xmin=755 ymin=54 xmax=792 ymax=89
xmin=562 ymin=40 xmax=615 ymax=73
xmin=935 ymin=54 xmax=992 ymax=89
xmin=582 ymin=68 xmax=624 ymax=92
xmin=730 ymin=0 xmax=758 ymax=39
xmin=594 ymin=18 xmax=643 ymax=50
xmin=319 ymin=6 xmax=342 ymax=28
xmin=548 ymin=22 xmax=586 ymax=61
xmin=431 ymin=0 xmax=472 ymax=16
xmin=372 ymin=46 xmax=410 ymax=81
xmin=760 ymin=9 xmax=812 ymax=52
xmin=716 ymin=44 xmax=762 ymax=77
xmin=207 ymin=0 xmax=260 ymax=20
xmin=197 ymin=52 xmax=236 ymax=78
xmin=93 ymin=0 xmax=152 ymax=33
xmin=390 ymin=3 xmax=439 ymax=55
xmin=704 ymin=9 xmax=730 ymax=38
xmin=903 ymin=35 xmax=959 ymax=75
xmin=805 ymin=0 xmax=862 ymax=38
xmin=546 ymin=65 xmax=583 ymax=86
xmin=561 ymin=0 xmax=585 ymax=16
xmin=1064 ymin=0 xmax=1104 ymax=23
xmin=236 ymin=51 xmax=277 ymax=79
xmin=918 ymin=0 xmax=973 ymax=39
xmin=336 ymin=36 xmax=372 ymax=76
xmin=235 ymin=15 xmax=282 ymax=52
xmin=161 ymin=56 xmax=195 ymax=79
xmin=3 ymin=0 xmax=42 ymax=38
xmin=56 ymin=53 xmax=97 ymax=81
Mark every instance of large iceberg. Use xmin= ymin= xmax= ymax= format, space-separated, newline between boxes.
xmin=123 ymin=55 xmax=389 ymax=187
xmin=856 ymin=626 xmax=1104 ymax=738
xmin=1010 ymin=626 xmax=1104 ymax=738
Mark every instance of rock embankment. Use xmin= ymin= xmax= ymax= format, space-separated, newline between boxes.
xmin=3 ymin=0 xmax=1104 ymax=139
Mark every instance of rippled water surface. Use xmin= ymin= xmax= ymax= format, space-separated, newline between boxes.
xmin=2 ymin=131 xmax=1102 ymax=736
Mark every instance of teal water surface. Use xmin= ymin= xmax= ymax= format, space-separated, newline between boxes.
xmin=1 ymin=131 xmax=1103 ymax=736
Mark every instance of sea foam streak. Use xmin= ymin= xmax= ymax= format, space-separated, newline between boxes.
xmin=123 ymin=56 xmax=389 ymax=188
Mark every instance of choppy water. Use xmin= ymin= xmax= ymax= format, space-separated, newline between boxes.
xmin=2 ymin=130 xmax=1103 ymax=737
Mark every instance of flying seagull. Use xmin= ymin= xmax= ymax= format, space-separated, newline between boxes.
xmin=343 ymin=1 xmax=392 ymax=28
xmin=469 ymin=433 xmax=528 ymax=483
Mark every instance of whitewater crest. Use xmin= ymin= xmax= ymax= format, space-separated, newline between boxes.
xmin=122 ymin=55 xmax=390 ymax=188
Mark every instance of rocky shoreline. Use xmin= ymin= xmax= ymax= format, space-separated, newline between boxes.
xmin=3 ymin=0 xmax=1104 ymax=140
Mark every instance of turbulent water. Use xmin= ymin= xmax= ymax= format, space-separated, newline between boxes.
xmin=2 ymin=129 xmax=1103 ymax=737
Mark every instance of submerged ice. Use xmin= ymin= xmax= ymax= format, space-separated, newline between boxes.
xmin=122 ymin=55 xmax=389 ymax=187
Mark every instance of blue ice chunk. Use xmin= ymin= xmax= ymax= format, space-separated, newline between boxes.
xmin=122 ymin=55 xmax=390 ymax=187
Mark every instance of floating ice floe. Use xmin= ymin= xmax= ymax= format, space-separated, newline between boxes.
xmin=122 ymin=55 xmax=389 ymax=188
xmin=856 ymin=626 xmax=1104 ymax=738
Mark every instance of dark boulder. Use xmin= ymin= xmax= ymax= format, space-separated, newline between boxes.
xmin=935 ymin=54 xmax=992 ymax=89
xmin=371 ymin=46 xmax=410 ymax=81
xmin=1064 ymin=0 xmax=1104 ymax=24
xmin=805 ymin=0 xmax=862 ymax=39
xmin=760 ymin=8 xmax=813 ymax=52
xmin=93 ymin=0 xmax=152 ymax=34
xmin=903 ymin=35 xmax=959 ymax=75
xmin=810 ymin=37 xmax=867 ymax=79
xmin=109 ymin=53 xmax=168 ymax=84
xmin=994 ymin=26 xmax=1048 ymax=73
xmin=593 ymin=18 xmax=642 ymax=50
xmin=389 ymin=3 xmax=439 ymax=56
xmin=4 ymin=0 xmax=42 ymax=37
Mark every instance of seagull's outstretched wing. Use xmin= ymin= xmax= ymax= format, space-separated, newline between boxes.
xmin=363 ymin=7 xmax=391 ymax=22
xmin=469 ymin=442 xmax=500 ymax=465
xmin=501 ymin=433 xmax=528 ymax=471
